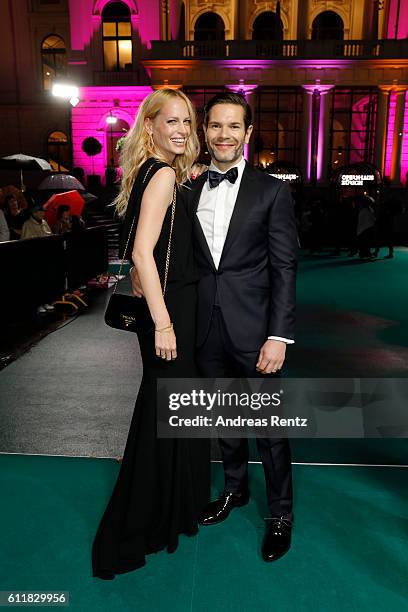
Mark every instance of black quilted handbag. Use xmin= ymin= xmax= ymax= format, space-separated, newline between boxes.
xmin=104 ymin=166 xmax=176 ymax=335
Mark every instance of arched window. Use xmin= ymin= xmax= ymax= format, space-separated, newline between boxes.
xmin=312 ymin=11 xmax=344 ymax=40
xmin=252 ymin=11 xmax=283 ymax=40
xmin=47 ymin=131 xmax=69 ymax=171
xmin=329 ymin=88 xmax=377 ymax=167
xmin=102 ymin=1 xmax=132 ymax=71
xmin=194 ymin=12 xmax=225 ymax=41
xmin=41 ymin=35 xmax=66 ymax=90
xmin=105 ymin=117 xmax=129 ymax=167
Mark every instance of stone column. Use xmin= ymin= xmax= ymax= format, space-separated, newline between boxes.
xmin=317 ymin=85 xmax=334 ymax=184
xmin=226 ymin=81 xmax=258 ymax=163
xmin=300 ymin=86 xmax=314 ymax=183
xmin=160 ymin=0 xmax=170 ymax=41
xmin=390 ymin=87 xmax=407 ymax=185
xmin=301 ymin=83 xmax=333 ymax=184
xmin=375 ymin=86 xmax=391 ymax=174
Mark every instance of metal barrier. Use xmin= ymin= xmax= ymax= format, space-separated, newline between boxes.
xmin=0 ymin=226 xmax=108 ymax=318
xmin=65 ymin=226 xmax=108 ymax=290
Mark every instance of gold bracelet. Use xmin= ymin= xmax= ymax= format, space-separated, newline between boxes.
xmin=155 ymin=322 xmax=173 ymax=333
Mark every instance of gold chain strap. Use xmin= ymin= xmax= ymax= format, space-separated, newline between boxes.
xmin=162 ymin=185 xmax=176 ymax=295
xmin=113 ymin=162 xmax=176 ymax=297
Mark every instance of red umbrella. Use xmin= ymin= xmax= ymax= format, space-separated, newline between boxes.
xmin=43 ymin=190 xmax=85 ymax=228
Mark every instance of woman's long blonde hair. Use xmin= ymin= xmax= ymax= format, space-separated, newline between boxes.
xmin=114 ymin=88 xmax=199 ymax=218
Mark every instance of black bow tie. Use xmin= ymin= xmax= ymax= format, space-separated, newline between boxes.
xmin=208 ymin=167 xmax=238 ymax=189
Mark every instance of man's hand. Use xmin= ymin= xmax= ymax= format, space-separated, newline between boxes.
xmin=256 ymin=339 xmax=286 ymax=374
xmin=130 ymin=266 xmax=144 ymax=298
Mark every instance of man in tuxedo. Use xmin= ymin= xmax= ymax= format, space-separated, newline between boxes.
xmin=191 ymin=92 xmax=297 ymax=562
xmin=131 ymin=92 xmax=297 ymax=562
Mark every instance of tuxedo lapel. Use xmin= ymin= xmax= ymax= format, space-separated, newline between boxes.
xmin=191 ymin=172 xmax=207 ymax=213
xmin=190 ymin=173 xmax=216 ymax=270
xmin=218 ymin=163 xmax=257 ymax=268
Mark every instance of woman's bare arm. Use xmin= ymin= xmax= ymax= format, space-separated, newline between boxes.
xmin=132 ymin=166 xmax=177 ymax=360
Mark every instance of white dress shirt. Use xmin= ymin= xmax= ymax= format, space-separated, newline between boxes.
xmin=196 ymin=156 xmax=294 ymax=345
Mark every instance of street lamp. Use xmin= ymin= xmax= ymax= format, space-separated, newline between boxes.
xmin=52 ymin=82 xmax=79 ymax=107
xmin=106 ymin=112 xmax=117 ymax=168
xmin=51 ymin=82 xmax=79 ymax=169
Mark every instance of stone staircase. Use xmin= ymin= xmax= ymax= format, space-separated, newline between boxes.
xmin=85 ymin=206 xmax=121 ymax=259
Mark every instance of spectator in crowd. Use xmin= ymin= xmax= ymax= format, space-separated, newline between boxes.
xmin=52 ymin=204 xmax=72 ymax=234
xmin=72 ymin=166 xmax=85 ymax=185
xmin=3 ymin=194 xmax=26 ymax=239
xmin=346 ymin=198 xmax=359 ymax=256
xmin=0 ymin=185 xmax=29 ymax=211
xmin=373 ymin=196 xmax=401 ymax=259
xmin=20 ymin=203 xmax=55 ymax=312
xmin=299 ymin=202 xmax=312 ymax=238
xmin=309 ymin=198 xmax=325 ymax=253
xmin=0 ymin=207 xmax=10 ymax=242
xmin=71 ymin=213 xmax=86 ymax=232
xmin=330 ymin=198 xmax=347 ymax=255
xmin=356 ymin=195 xmax=376 ymax=259
xmin=20 ymin=204 xmax=53 ymax=240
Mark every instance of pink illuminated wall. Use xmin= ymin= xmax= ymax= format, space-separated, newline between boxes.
xmin=67 ymin=1 xmax=159 ymax=181
xmin=385 ymin=0 xmax=408 ymax=38
xmin=384 ymin=91 xmax=396 ymax=178
xmin=400 ymin=91 xmax=408 ymax=185
xmin=69 ymin=0 xmax=93 ymax=51
xmin=131 ymin=0 xmax=161 ymax=49
xmin=170 ymin=0 xmax=181 ymax=40
xmin=72 ymin=86 xmax=153 ymax=181
xmin=68 ymin=0 xmax=160 ymax=52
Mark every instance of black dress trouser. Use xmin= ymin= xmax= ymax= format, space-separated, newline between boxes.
xmin=196 ymin=306 xmax=293 ymax=520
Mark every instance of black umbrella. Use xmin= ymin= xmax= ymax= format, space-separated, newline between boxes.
xmin=0 ymin=154 xmax=51 ymax=171
xmin=36 ymin=174 xmax=97 ymax=206
xmin=37 ymin=173 xmax=85 ymax=191
xmin=0 ymin=154 xmax=52 ymax=193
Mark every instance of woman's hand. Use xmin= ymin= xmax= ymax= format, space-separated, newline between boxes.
xmin=155 ymin=325 xmax=177 ymax=361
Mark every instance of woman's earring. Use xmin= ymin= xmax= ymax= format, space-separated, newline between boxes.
xmin=148 ymin=131 xmax=154 ymax=150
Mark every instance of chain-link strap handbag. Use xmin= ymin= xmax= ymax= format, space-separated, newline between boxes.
xmin=104 ymin=163 xmax=176 ymax=335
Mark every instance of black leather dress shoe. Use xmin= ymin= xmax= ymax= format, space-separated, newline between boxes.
xmin=198 ymin=491 xmax=250 ymax=526
xmin=262 ymin=517 xmax=292 ymax=562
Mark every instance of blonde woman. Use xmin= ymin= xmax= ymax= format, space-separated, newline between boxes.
xmin=92 ymin=89 xmax=210 ymax=579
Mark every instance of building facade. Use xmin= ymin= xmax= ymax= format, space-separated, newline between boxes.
xmin=0 ymin=0 xmax=407 ymax=186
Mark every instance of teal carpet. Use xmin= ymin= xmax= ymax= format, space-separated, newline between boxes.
xmin=290 ymin=249 xmax=408 ymax=377
xmin=1 ymin=251 xmax=408 ymax=610
xmin=1 ymin=454 xmax=406 ymax=612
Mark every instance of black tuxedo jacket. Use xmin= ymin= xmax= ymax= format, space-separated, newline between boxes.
xmin=189 ymin=162 xmax=297 ymax=352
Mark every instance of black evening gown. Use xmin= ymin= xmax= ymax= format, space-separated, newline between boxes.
xmin=92 ymin=159 xmax=210 ymax=579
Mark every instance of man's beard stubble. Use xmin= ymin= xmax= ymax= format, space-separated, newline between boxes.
xmin=206 ymin=141 xmax=245 ymax=165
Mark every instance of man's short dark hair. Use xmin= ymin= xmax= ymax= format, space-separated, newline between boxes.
xmin=204 ymin=92 xmax=252 ymax=130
